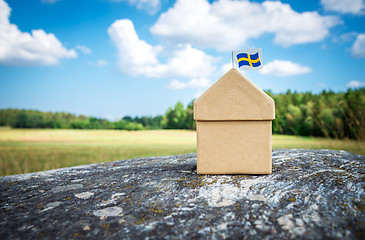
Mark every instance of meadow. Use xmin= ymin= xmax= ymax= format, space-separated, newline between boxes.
xmin=0 ymin=127 xmax=364 ymax=176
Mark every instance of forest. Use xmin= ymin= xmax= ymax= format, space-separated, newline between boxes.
xmin=0 ymin=88 xmax=364 ymax=140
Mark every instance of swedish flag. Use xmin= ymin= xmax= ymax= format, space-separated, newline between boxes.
xmin=236 ymin=52 xmax=262 ymax=68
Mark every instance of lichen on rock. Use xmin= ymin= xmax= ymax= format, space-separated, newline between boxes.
xmin=0 ymin=149 xmax=364 ymax=239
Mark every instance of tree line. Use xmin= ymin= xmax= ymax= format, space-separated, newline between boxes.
xmin=268 ymin=88 xmax=364 ymax=140
xmin=0 ymin=88 xmax=364 ymax=140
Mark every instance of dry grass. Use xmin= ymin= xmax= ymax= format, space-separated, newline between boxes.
xmin=272 ymin=134 xmax=365 ymax=155
xmin=0 ymin=128 xmax=196 ymax=176
xmin=0 ymin=127 xmax=363 ymax=176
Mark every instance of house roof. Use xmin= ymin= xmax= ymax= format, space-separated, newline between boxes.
xmin=194 ymin=68 xmax=275 ymax=121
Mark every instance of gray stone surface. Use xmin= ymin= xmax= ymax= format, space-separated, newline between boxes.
xmin=0 ymin=149 xmax=364 ymax=239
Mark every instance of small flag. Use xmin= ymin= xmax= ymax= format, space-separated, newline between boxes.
xmin=233 ymin=49 xmax=262 ymax=70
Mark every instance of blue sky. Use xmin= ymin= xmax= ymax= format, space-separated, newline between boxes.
xmin=0 ymin=0 xmax=364 ymax=119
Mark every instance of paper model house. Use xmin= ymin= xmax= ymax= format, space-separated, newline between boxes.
xmin=193 ymin=68 xmax=275 ymax=174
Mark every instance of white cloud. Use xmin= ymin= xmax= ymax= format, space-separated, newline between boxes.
xmin=112 ymin=0 xmax=161 ymax=14
xmin=220 ymin=63 xmax=232 ymax=74
xmin=321 ymin=0 xmax=365 ymax=15
xmin=0 ymin=0 xmax=76 ymax=66
xmin=260 ymin=60 xmax=311 ymax=76
xmin=333 ymin=32 xmax=358 ymax=43
xmin=96 ymin=59 xmax=108 ymax=67
xmin=167 ymin=79 xmax=186 ymax=89
xmin=76 ymin=45 xmax=91 ymax=54
xmin=150 ymin=0 xmax=340 ymax=51
xmin=108 ymin=19 xmax=216 ymax=78
xmin=167 ymin=78 xmax=211 ymax=89
xmin=41 ymin=0 xmax=60 ymax=4
xmin=347 ymin=80 xmax=365 ymax=88
xmin=351 ymin=34 xmax=365 ymax=58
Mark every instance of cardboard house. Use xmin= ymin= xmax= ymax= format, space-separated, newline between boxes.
xmin=193 ymin=68 xmax=275 ymax=174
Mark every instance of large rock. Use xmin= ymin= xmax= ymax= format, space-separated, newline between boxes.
xmin=0 ymin=149 xmax=364 ymax=239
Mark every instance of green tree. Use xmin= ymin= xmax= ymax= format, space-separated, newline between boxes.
xmin=13 ymin=112 xmax=28 ymax=128
xmin=163 ymin=102 xmax=187 ymax=129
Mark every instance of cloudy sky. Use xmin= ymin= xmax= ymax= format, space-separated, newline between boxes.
xmin=0 ymin=0 xmax=364 ymax=119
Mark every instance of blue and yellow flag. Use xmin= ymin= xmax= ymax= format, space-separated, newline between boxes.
xmin=233 ymin=49 xmax=262 ymax=70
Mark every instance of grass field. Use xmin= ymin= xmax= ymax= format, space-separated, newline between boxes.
xmin=0 ymin=127 xmax=364 ymax=176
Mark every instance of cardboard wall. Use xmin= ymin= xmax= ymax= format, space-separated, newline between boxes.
xmin=197 ymin=120 xmax=272 ymax=174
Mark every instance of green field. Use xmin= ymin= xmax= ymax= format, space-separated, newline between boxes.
xmin=0 ymin=127 xmax=364 ymax=176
